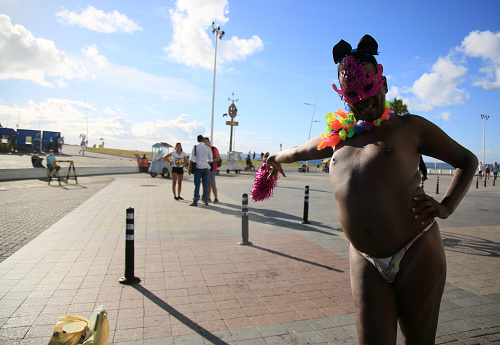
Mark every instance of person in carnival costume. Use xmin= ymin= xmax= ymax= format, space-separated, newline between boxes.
xmin=261 ymin=35 xmax=477 ymax=344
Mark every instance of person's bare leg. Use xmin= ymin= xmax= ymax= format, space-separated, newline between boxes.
xmin=171 ymin=173 xmax=178 ymax=198
xmin=393 ymin=223 xmax=446 ymax=345
xmin=349 ymin=245 xmax=398 ymax=344
xmin=177 ymin=175 xmax=183 ymax=198
xmin=212 ymin=185 xmax=218 ymax=200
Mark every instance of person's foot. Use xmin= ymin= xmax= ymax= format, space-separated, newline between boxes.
xmin=204 ymin=202 xmax=209 ymax=206
xmin=208 ymin=198 xmax=212 ymax=202
xmin=214 ymin=199 xmax=219 ymax=203
xmin=178 ymin=196 xmax=183 ymax=200
xmin=174 ymin=196 xmax=179 ymax=200
xmin=189 ymin=202 xmax=197 ymax=207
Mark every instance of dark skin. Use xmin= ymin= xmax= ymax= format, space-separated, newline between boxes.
xmin=266 ymin=62 xmax=477 ymax=344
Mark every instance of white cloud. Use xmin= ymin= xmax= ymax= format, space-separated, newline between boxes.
xmin=103 ymin=107 xmax=125 ymax=116
xmin=132 ymin=114 xmax=204 ymax=139
xmin=395 ymin=30 xmax=500 ymax=112
xmin=410 ymin=56 xmax=469 ymax=108
xmin=164 ymin=0 xmax=263 ymax=69
xmin=0 ymin=14 xmax=87 ymax=87
xmin=386 ymin=86 xmax=400 ymax=100
xmin=404 ymin=98 xmax=434 ymax=112
xmin=83 ymin=44 xmax=108 ymax=68
xmin=55 ymin=6 xmax=143 ymax=34
xmin=459 ymin=30 xmax=500 ymax=90
xmin=94 ymin=63 xmax=205 ymax=102
xmin=437 ymin=111 xmax=457 ymax=122
xmin=0 ymin=99 xmax=207 ymax=151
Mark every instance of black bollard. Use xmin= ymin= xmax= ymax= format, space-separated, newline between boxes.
xmin=301 ymin=186 xmax=310 ymax=224
xmin=435 ymin=177 xmax=439 ymax=194
xmin=476 ymin=176 xmax=479 ymax=189
xmin=484 ymin=177 xmax=487 ymax=188
xmin=119 ymin=208 xmax=141 ymax=284
xmin=494 ymin=176 xmax=496 ymax=187
xmin=238 ymin=194 xmax=252 ymax=245
xmin=421 ymin=180 xmax=424 ymax=190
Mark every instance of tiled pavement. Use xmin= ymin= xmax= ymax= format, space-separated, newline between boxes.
xmin=0 ymin=168 xmax=499 ymax=344
xmin=0 ymin=179 xmax=110 ymax=263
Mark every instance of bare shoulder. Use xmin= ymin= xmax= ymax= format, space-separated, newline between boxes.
xmin=401 ymin=114 xmax=476 ymax=167
xmin=400 ymin=113 xmax=431 ymax=125
xmin=396 ymin=114 xmax=441 ymax=136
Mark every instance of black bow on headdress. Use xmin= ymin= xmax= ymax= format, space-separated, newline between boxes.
xmin=333 ymin=34 xmax=379 ymax=64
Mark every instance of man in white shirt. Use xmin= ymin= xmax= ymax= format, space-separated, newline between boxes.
xmin=188 ymin=135 xmax=213 ymax=206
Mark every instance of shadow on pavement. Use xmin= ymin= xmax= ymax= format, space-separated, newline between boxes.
xmin=216 ymin=202 xmax=343 ymax=236
xmin=251 ymin=245 xmax=344 ymax=273
xmin=132 ymin=284 xmax=230 ymax=344
xmin=441 ymin=231 xmax=500 ymax=257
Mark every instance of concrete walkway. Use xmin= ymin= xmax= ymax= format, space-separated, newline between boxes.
xmin=0 ymin=145 xmax=138 ymax=170
xmin=0 ymin=151 xmax=499 ymax=344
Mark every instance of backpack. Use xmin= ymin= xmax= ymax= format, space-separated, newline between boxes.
xmin=211 ymin=147 xmax=222 ymax=169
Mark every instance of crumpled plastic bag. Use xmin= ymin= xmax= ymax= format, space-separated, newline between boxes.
xmin=48 ymin=306 xmax=109 ymax=345
xmin=84 ymin=306 xmax=109 ymax=345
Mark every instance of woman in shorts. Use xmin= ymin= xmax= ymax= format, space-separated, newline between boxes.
xmin=166 ymin=143 xmax=188 ymax=200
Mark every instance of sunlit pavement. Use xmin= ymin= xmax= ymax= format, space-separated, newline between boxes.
xmin=0 ymin=153 xmax=499 ymax=344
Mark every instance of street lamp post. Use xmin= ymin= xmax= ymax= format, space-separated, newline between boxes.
xmin=305 ymin=91 xmax=320 ymax=141
xmin=211 ymin=22 xmax=225 ymax=144
xmin=304 ymin=91 xmax=320 ymax=170
xmin=481 ymin=114 xmax=489 ymax=165
xmin=84 ymin=100 xmax=89 ymax=145
xmin=434 ymin=118 xmax=443 ymax=172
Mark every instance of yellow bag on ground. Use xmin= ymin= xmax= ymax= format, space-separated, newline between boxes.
xmin=47 ymin=315 xmax=89 ymax=345
xmin=47 ymin=306 xmax=109 ymax=345
xmin=82 ymin=307 xmax=109 ymax=345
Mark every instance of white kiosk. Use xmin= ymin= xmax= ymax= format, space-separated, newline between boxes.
xmin=226 ymin=151 xmax=243 ymax=174
xmin=150 ymin=142 xmax=173 ymax=178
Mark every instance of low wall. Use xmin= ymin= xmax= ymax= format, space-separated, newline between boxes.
xmin=0 ymin=166 xmax=140 ymax=181
xmin=427 ymin=169 xmax=455 ymax=175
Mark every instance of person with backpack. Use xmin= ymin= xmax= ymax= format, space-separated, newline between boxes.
xmin=203 ymin=137 xmax=221 ymax=203
xmin=188 ymin=135 xmax=212 ymax=206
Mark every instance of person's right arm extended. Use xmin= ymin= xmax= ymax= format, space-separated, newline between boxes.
xmin=266 ymin=135 xmax=333 ymax=177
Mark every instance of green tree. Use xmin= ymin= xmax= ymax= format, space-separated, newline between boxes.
xmin=390 ymin=98 xmax=409 ymax=116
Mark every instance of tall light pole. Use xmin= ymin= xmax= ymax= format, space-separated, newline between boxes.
xmin=84 ymin=100 xmax=89 ymax=145
xmin=211 ymin=22 xmax=225 ymax=144
xmin=434 ymin=117 xmax=443 ymax=172
xmin=481 ymin=114 xmax=489 ymax=165
xmin=304 ymin=91 xmax=320 ymax=169
xmin=305 ymin=90 xmax=320 ymax=141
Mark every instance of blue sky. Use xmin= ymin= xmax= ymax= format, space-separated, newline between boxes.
xmin=1 ymin=0 xmax=499 ymax=164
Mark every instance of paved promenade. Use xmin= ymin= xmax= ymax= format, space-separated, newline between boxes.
xmin=0 ymin=149 xmax=499 ymax=344
xmin=0 ymin=145 xmax=138 ymax=169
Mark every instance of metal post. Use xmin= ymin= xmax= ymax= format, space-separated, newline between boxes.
xmin=119 ymin=208 xmax=141 ymax=284
xmin=211 ymin=23 xmax=225 ymax=144
xmin=481 ymin=114 xmax=489 ymax=167
xmin=435 ymin=177 xmax=439 ymax=194
xmin=301 ymin=186 xmax=310 ymax=224
xmin=494 ymin=176 xmax=496 ymax=187
xmin=304 ymin=91 xmax=320 ymax=169
xmin=229 ymin=125 xmax=233 ymax=152
xmin=476 ymin=176 xmax=479 ymax=189
xmin=484 ymin=177 xmax=487 ymax=188
xmin=239 ymin=194 xmax=252 ymax=245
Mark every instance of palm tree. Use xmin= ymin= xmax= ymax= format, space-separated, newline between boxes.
xmin=390 ymin=98 xmax=409 ymax=116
